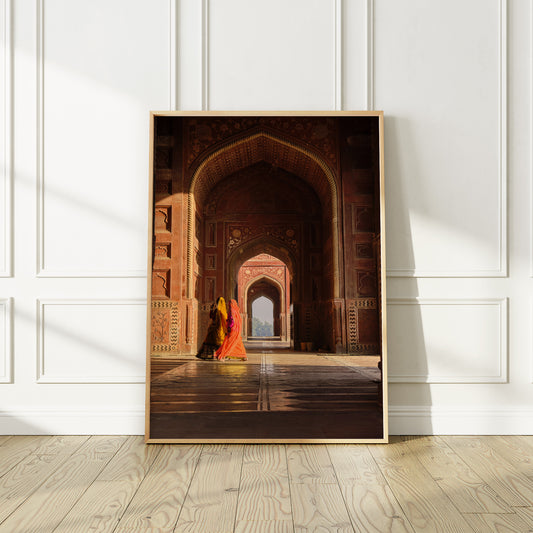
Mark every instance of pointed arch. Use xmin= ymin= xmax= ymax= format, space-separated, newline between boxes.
xmin=186 ymin=131 xmax=340 ymax=298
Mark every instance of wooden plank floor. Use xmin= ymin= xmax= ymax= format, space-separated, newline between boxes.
xmin=1 ymin=436 xmax=533 ymax=532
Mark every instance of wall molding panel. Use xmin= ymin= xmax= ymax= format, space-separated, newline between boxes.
xmin=367 ymin=0 xmax=374 ymax=110
xmin=0 ymin=0 xmax=12 ymax=277
xmin=530 ymin=0 xmax=533 ymax=278
xmin=206 ymin=0 xmax=345 ymax=110
xmin=387 ymin=298 xmax=508 ymax=384
xmin=37 ymin=299 xmax=146 ymax=384
xmin=385 ymin=0 xmax=507 ymax=278
xmin=35 ymin=0 xmax=172 ymax=278
xmin=169 ymin=0 xmax=177 ymax=110
xmin=0 ymin=298 xmax=12 ymax=383
xmin=202 ymin=0 xmax=209 ymax=110
xmin=334 ymin=0 xmax=343 ymax=110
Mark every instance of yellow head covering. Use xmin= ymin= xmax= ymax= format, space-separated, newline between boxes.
xmin=215 ymin=297 xmax=228 ymax=345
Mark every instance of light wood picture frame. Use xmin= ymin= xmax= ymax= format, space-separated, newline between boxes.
xmin=145 ymin=111 xmax=387 ymax=443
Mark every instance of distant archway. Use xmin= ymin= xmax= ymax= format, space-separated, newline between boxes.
xmin=250 ymin=296 xmax=275 ymax=337
xmin=238 ymin=253 xmax=291 ymax=342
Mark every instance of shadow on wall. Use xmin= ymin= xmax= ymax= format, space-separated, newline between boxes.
xmin=14 ymin=303 xmax=146 ymax=381
xmin=385 ymin=116 xmax=432 ymax=435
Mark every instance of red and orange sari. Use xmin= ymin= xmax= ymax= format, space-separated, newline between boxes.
xmin=215 ymin=299 xmax=247 ymax=361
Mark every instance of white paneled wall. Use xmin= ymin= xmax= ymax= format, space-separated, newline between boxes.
xmin=0 ymin=0 xmax=531 ymax=434
xmin=378 ymin=0 xmax=505 ymax=277
xmin=0 ymin=298 xmax=12 ymax=383
xmin=1 ymin=0 xmax=11 ymax=278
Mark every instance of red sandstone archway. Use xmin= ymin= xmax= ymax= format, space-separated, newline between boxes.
xmin=187 ymin=131 xmax=340 ymax=300
xmin=193 ymin=151 xmax=331 ymax=352
xmin=237 ymin=254 xmax=290 ymax=342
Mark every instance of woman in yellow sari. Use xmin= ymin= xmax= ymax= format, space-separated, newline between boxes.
xmin=196 ymin=297 xmax=227 ymax=360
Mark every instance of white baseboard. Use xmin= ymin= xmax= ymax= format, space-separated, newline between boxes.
xmin=389 ymin=406 xmax=533 ymax=435
xmin=1 ymin=406 xmax=532 ymax=436
xmin=0 ymin=407 xmax=145 ymax=435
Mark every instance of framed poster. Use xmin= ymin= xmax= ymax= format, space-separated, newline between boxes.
xmin=145 ymin=111 xmax=387 ymax=443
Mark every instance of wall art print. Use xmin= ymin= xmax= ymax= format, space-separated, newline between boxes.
xmin=145 ymin=111 xmax=387 ymax=443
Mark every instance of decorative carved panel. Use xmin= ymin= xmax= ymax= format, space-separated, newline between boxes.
xmin=227 ymin=225 xmax=299 ymax=254
xmin=151 ymin=300 xmax=180 ymax=353
xmin=356 ymin=243 xmax=373 ymax=258
xmin=207 ymin=222 xmax=216 ymax=246
xmin=152 ymin=269 xmax=170 ymax=298
xmin=155 ymin=146 xmax=172 ymax=169
xmin=206 ymin=254 xmax=216 ymax=270
xmin=186 ymin=117 xmax=338 ymax=169
xmin=154 ymin=180 xmax=172 ymax=196
xmin=357 ymin=272 xmax=377 ymax=297
xmin=206 ymin=277 xmax=215 ymax=302
xmin=155 ymin=243 xmax=171 ymax=259
xmin=353 ymin=205 xmax=374 ymax=233
xmin=348 ymin=301 xmax=358 ymax=352
xmin=155 ymin=206 xmax=171 ymax=233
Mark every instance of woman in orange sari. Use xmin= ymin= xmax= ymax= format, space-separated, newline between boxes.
xmin=215 ymin=299 xmax=247 ymax=361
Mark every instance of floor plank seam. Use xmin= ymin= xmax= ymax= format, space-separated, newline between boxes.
xmin=52 ymin=436 xmax=129 ymax=531
xmin=171 ymin=444 xmax=206 ymax=532
xmin=283 ymin=444 xmax=296 ymax=533
xmin=109 ymin=443 xmax=164 ymax=533
xmin=326 ymin=445 xmax=357 ymax=533
xmin=231 ymin=445 xmax=246 ymax=533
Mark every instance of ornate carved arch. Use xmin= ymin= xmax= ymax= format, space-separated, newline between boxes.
xmin=186 ymin=131 xmax=340 ymax=298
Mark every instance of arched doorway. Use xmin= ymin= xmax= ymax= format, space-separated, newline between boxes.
xmin=237 ymin=253 xmax=291 ymax=343
xmin=193 ymin=156 xmax=326 ymax=351
xmin=185 ymin=130 xmax=342 ymax=355
xmin=247 ymin=280 xmax=280 ymax=339
xmin=250 ymin=296 xmax=274 ymax=337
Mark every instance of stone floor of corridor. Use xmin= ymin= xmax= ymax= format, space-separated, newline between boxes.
xmin=149 ymin=344 xmax=383 ymax=440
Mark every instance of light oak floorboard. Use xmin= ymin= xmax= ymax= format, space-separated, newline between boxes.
xmin=0 ymin=435 xmax=73 ymax=478
xmin=0 ymin=436 xmax=88 ymax=524
xmin=54 ymin=436 xmax=162 ymax=533
xmin=443 ymin=436 xmax=533 ymax=507
xmin=328 ymin=444 xmax=414 ymax=533
xmin=235 ymin=444 xmax=292 ymax=523
xmin=175 ymin=444 xmax=244 ymax=533
xmin=287 ymin=444 xmax=337 ymax=484
xmin=370 ymin=438 xmax=475 ymax=532
xmin=464 ymin=513 xmax=533 ymax=533
xmin=234 ymin=521 xmax=294 ymax=533
xmin=290 ymin=483 xmax=354 ymax=533
xmin=114 ymin=444 xmax=202 ymax=532
xmin=0 ymin=436 xmax=12 ymax=446
xmin=484 ymin=436 xmax=533 ymax=478
xmin=515 ymin=507 xmax=533 ymax=527
xmin=0 ymin=436 xmax=532 ymax=532
xmin=0 ymin=435 xmax=125 ymax=532
xmin=404 ymin=436 xmax=509 ymax=513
